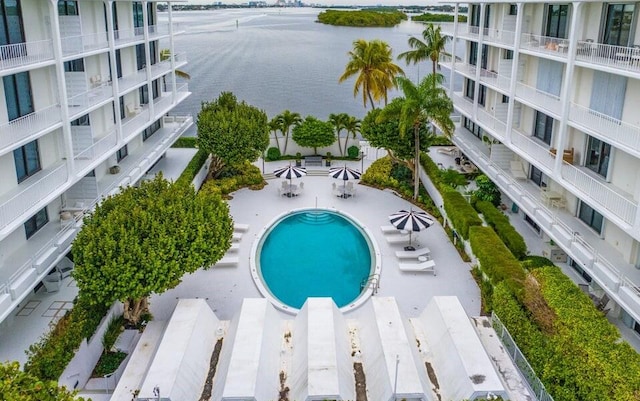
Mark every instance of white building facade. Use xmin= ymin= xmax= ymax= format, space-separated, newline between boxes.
xmin=0 ymin=0 xmax=191 ymax=326
xmin=440 ymin=1 xmax=640 ymax=337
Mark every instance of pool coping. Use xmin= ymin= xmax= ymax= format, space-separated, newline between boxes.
xmin=249 ymin=207 xmax=382 ymax=315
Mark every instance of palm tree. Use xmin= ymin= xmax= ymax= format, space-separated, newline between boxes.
xmin=339 ymin=39 xmax=404 ymax=110
xmin=276 ymin=110 xmax=302 ymax=155
xmin=268 ymin=117 xmax=282 ymax=152
xmin=160 ymin=49 xmax=191 ymax=79
xmin=379 ymin=74 xmax=454 ymax=200
xmin=343 ymin=116 xmax=361 ymax=157
xmin=329 ymin=113 xmax=349 ymax=156
xmin=398 ymin=24 xmax=450 ymax=80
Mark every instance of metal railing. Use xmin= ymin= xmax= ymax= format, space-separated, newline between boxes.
xmin=476 ymin=108 xmax=507 ymax=140
xmin=118 ymin=70 xmax=147 ymax=94
xmin=514 ymin=82 xmax=561 ymax=117
xmin=510 ymin=130 xmax=555 ymax=173
xmin=491 ymin=312 xmax=554 ymax=401
xmin=61 ymin=31 xmax=109 ymax=57
xmin=74 ymin=130 xmax=118 ymax=173
xmin=67 ymin=83 xmax=113 ymax=117
xmin=0 ymin=104 xmax=62 ymax=155
xmin=520 ymin=33 xmax=569 ymax=56
xmin=575 ymin=40 xmax=640 ymax=72
xmin=451 ymin=92 xmax=474 ymax=117
xmin=478 ymin=68 xmax=510 ymax=92
xmin=0 ymin=39 xmax=54 ymax=71
xmin=484 ymin=28 xmax=516 ymax=46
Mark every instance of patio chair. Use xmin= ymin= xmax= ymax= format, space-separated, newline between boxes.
xmin=293 ymin=182 xmax=304 ymax=196
xmin=436 ymin=146 xmax=457 ymax=156
xmin=346 ymin=182 xmax=356 ymax=197
xmin=386 ymin=234 xmax=410 ymax=245
xmin=332 ymin=183 xmax=341 ymax=197
xmin=214 ymin=257 xmax=239 ymax=267
xmin=126 ymin=103 xmax=141 ymax=116
xmin=56 ymin=256 xmax=75 ymax=280
xmin=234 ymin=223 xmax=250 ymax=232
xmin=398 ymin=259 xmax=436 ymax=274
xmin=381 ymin=225 xmax=403 ymax=234
xmin=232 ymin=232 xmax=243 ymax=242
xmin=42 ymin=274 xmax=62 ymax=293
xmin=510 ymin=160 xmax=527 ymax=180
xmin=395 ymin=247 xmax=431 ymax=260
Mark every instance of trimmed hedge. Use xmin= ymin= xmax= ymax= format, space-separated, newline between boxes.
xmin=442 ymin=191 xmax=482 ymax=239
xmin=266 ymin=147 xmax=281 ymax=161
xmin=171 ymin=136 xmax=197 ymax=148
xmin=521 ymin=255 xmax=555 ymax=270
xmin=175 ymin=149 xmax=208 ymax=186
xmin=199 ymin=161 xmax=265 ymax=196
xmin=475 ymin=200 xmax=527 ymax=259
xmin=469 ymin=226 xmax=525 ymax=297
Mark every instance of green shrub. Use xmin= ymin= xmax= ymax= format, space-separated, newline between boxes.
xmin=390 ymin=163 xmax=412 ymax=185
xmin=440 ymin=168 xmax=468 ymax=189
xmin=521 ymin=255 xmax=555 ymax=270
xmin=200 ymin=161 xmax=265 ymax=196
xmin=473 ymin=174 xmax=501 ymax=206
xmin=469 ymin=226 xmax=525 ymax=297
xmin=176 ymin=149 xmax=208 ymax=186
xmin=361 ymin=157 xmax=400 ymax=189
xmin=475 ymin=200 xmax=527 ymax=259
xmin=266 ymin=147 xmax=281 ymax=161
xmin=347 ymin=145 xmax=360 ymax=159
xmin=102 ymin=315 xmax=125 ymax=352
xmin=171 ymin=136 xmax=197 ymax=148
xmin=93 ymin=351 xmax=127 ymax=377
xmin=442 ymin=191 xmax=482 ymax=239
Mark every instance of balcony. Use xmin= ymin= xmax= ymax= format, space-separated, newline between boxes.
xmin=514 ymin=82 xmax=561 ymax=118
xmin=114 ymin=27 xmax=145 ymax=47
xmin=67 ymin=83 xmax=113 ymax=120
xmin=510 ymin=129 xmax=555 ymax=173
xmin=0 ymin=163 xmax=68 ymax=234
xmin=118 ymin=70 xmax=147 ymax=94
xmin=149 ymin=53 xmax=188 ymax=80
xmin=478 ymin=68 xmax=510 ymax=93
xmin=451 ymin=92 xmax=474 ymax=117
xmin=568 ymin=103 xmax=640 ymax=159
xmin=149 ymin=23 xmax=182 ymax=39
xmin=0 ymin=40 xmax=54 ymax=73
xmin=519 ymin=33 xmax=568 ymax=59
xmin=61 ymin=31 xmax=109 ymax=58
xmin=0 ymin=104 xmax=63 ymax=157
xmin=575 ymin=40 xmax=640 ymax=75
xmin=452 ymin=126 xmax=640 ymax=322
xmin=476 ymin=108 xmax=507 ymax=141
xmin=73 ymin=130 xmax=118 ymax=176
xmin=483 ymin=28 xmax=516 ymax=47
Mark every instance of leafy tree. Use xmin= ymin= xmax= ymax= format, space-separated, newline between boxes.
xmin=474 ymin=174 xmax=502 ymax=206
xmin=276 ymin=110 xmax=302 ymax=155
xmin=268 ymin=117 xmax=282 ymax=153
xmin=398 ymin=23 xmax=451 ymax=78
xmin=440 ymin=168 xmax=468 ymax=190
xmin=329 ymin=113 xmax=349 ymax=156
xmin=197 ymin=92 xmax=269 ymax=176
xmin=343 ymin=115 xmax=362 ymax=156
xmin=0 ymin=361 xmax=85 ymax=401
xmin=72 ymin=175 xmax=233 ymax=324
xmin=291 ymin=116 xmax=335 ymax=154
xmin=339 ymin=39 xmax=404 ymax=109
xmin=378 ymin=74 xmax=454 ymax=199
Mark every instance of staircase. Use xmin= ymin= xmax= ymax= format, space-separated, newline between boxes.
xmin=296 ymin=211 xmax=335 ymax=225
xmin=263 ymin=169 xmax=328 ymax=180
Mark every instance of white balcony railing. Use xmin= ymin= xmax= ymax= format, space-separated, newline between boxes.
xmin=114 ymin=27 xmax=145 ymax=46
xmin=61 ymin=31 xmax=109 ymax=57
xmin=569 ymin=103 xmax=640 ymax=157
xmin=575 ymin=40 xmax=640 ymax=73
xmin=476 ymin=108 xmax=507 ymax=141
xmin=149 ymin=53 xmax=188 ymax=79
xmin=0 ymin=39 xmax=54 ymax=71
xmin=118 ymin=70 xmax=147 ymax=94
xmin=451 ymin=92 xmax=474 ymax=117
xmin=148 ymin=23 xmax=173 ymax=38
xmin=0 ymin=104 xmax=62 ymax=155
xmin=479 ymin=69 xmax=510 ymax=92
xmin=0 ymin=164 xmax=68 ymax=231
xmin=67 ymin=83 xmax=113 ymax=118
xmin=514 ymin=82 xmax=561 ymax=117
xmin=74 ymin=130 xmax=118 ymax=174
xmin=520 ymin=33 xmax=569 ymax=57
xmin=510 ymin=129 xmax=556 ymax=173
xmin=122 ymin=108 xmax=151 ymax=142
xmin=560 ymin=162 xmax=637 ymax=225
xmin=484 ymin=28 xmax=516 ymax=46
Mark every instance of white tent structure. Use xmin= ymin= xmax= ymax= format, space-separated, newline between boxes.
xmin=414 ymin=296 xmax=507 ymax=401
xmin=290 ymin=298 xmax=355 ymax=401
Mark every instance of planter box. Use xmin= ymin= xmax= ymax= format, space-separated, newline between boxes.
xmin=109 ymin=165 xmax=120 ymax=174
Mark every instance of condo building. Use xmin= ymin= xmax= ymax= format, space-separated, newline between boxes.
xmin=439 ymin=2 xmax=640 ymax=339
xmin=0 ymin=0 xmax=191 ymax=329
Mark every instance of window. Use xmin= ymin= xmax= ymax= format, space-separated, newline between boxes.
xmin=509 ymin=4 xmax=517 ymax=15
xmin=478 ymin=85 xmax=487 ymax=107
xmin=502 ymin=95 xmax=509 ymax=103
xmin=0 ymin=0 xmax=25 ymax=47
xmin=469 ymin=41 xmax=478 ymax=65
xmin=149 ymin=41 xmax=158 ymax=65
xmin=464 ymin=78 xmax=475 ymax=100
xmin=118 ymin=97 xmax=125 ymax=119
xmin=503 ymin=49 xmax=513 ymax=59
xmin=143 ymin=119 xmax=161 ymax=141
xmin=71 ymin=114 xmax=90 ymax=126
xmin=3 ymin=72 xmax=33 ymax=121
xmin=570 ymin=259 xmax=592 ymax=282
xmin=589 ymin=71 xmax=626 ymax=120
xmin=603 ymin=4 xmax=635 ymax=46
xmin=585 ymin=136 xmax=611 ymax=178
xmin=14 ymin=140 xmax=40 ymax=182
xmin=116 ymin=145 xmax=128 ymax=162
xmin=139 ymin=85 xmax=149 ymax=105
xmin=529 ymin=165 xmax=547 ymax=187
xmin=57 ymin=1 xmax=78 ymax=16
xmin=463 ymin=116 xmax=483 ymax=139
xmin=135 ymin=44 xmax=145 ymax=70
xmin=578 ymin=201 xmax=604 ymax=234
xmin=24 ymin=207 xmax=48 ymax=239
xmin=64 ymin=58 xmax=84 ymax=72
xmin=152 ymin=79 xmax=160 ymax=99
xmin=533 ymin=111 xmax=553 ymax=145
xmin=147 ymin=2 xmax=155 ymax=26
xmin=470 ymin=5 xmax=481 ymax=26
xmin=545 ymin=4 xmax=569 ymax=39
xmin=132 ymin=2 xmax=144 ymax=28
xmin=524 ymin=214 xmax=541 ymax=234
xmin=115 ymin=49 xmax=122 ymax=78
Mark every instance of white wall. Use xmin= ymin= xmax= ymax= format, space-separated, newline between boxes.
xmin=22 ymin=0 xmax=52 ymax=42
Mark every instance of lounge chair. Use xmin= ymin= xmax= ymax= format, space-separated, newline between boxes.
xmin=399 ymin=259 xmax=436 ymax=274
xmin=381 ymin=225 xmax=404 ymax=234
xmin=386 ymin=234 xmax=410 ymax=245
xmin=510 ymin=160 xmax=527 ymax=180
xmin=232 ymin=232 xmax=243 ymax=242
xmin=234 ymin=223 xmax=250 ymax=232
xmin=437 ymin=147 xmax=457 ymax=156
xmin=228 ymin=243 xmax=240 ymax=253
xmin=395 ymin=247 xmax=431 ymax=260
xmin=214 ymin=257 xmax=239 ymax=267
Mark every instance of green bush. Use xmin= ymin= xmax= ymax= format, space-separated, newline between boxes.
xmin=469 ymin=226 xmax=525 ymax=297
xmin=102 ymin=315 xmax=124 ymax=352
xmin=317 ymin=9 xmax=407 ymax=27
xmin=176 ymin=149 xmax=208 ymax=186
xmin=475 ymin=200 xmax=527 ymax=259
xmin=200 ymin=161 xmax=265 ymax=196
xmin=171 ymin=136 xmax=197 ymax=148
xmin=347 ymin=145 xmax=360 ymax=159
xmin=430 ymin=136 xmax=454 ymax=146
xmin=521 ymin=255 xmax=555 ymax=270
xmin=473 ymin=174 xmax=501 ymax=206
xmin=93 ymin=351 xmax=127 ymax=377
xmin=266 ymin=147 xmax=281 ymax=161
xmin=442 ymin=191 xmax=482 ymax=239
xmin=361 ymin=157 xmax=400 ymax=189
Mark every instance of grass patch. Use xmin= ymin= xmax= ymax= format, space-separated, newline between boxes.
xmin=92 ymin=351 xmax=127 ymax=377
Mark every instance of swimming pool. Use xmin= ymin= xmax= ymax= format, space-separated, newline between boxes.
xmin=251 ymin=208 xmax=380 ymax=313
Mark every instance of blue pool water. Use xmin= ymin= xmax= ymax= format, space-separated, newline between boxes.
xmin=259 ymin=211 xmax=372 ymax=309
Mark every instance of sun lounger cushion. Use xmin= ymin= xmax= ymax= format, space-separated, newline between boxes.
xmin=214 ymin=257 xmax=239 ymax=267
xmin=234 ymin=223 xmax=250 ymax=232
xmin=386 ymin=235 xmax=410 ymax=245
xmin=232 ymin=232 xmax=243 ymax=242
xmin=399 ymin=259 xmax=436 ymax=274
xmin=395 ymin=247 xmax=431 ymax=259
xmin=381 ymin=225 xmax=403 ymax=234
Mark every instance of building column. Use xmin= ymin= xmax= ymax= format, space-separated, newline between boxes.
xmin=142 ymin=1 xmax=154 ymax=119
xmin=472 ymin=4 xmax=485 ymax=120
xmin=47 ymin=0 xmax=75 ymax=179
xmin=504 ymin=3 xmax=525 ymax=146
xmin=104 ymin=0 xmax=123 ymax=145
xmin=168 ymin=2 xmax=177 ymax=104
xmin=449 ymin=3 xmax=459 ymax=98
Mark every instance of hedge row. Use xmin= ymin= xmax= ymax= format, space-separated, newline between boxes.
xmin=474 ymin=200 xmax=527 ymax=259
xmin=175 ymin=149 xmax=208 ymax=186
xmin=171 ymin=136 xmax=197 ymax=148
xmin=442 ymin=191 xmax=482 ymax=239
xmin=200 ymin=161 xmax=265 ymax=196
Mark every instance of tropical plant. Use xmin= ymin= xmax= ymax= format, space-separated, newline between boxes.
xmin=339 ymin=39 xmax=404 ymax=109
xmin=160 ymin=48 xmax=190 ymax=79
xmin=440 ymin=168 xmax=467 ymax=189
xmin=398 ymin=23 xmax=451 ymax=79
xmin=292 ymin=116 xmax=335 ymax=154
xmin=347 ymin=145 xmax=360 ymax=159
xmin=0 ymin=361 xmax=86 ymax=401
xmin=343 ymin=115 xmax=362 ymax=156
xmin=268 ymin=117 xmax=282 ymax=152
xmin=276 ymin=110 xmax=302 ymax=155
xmin=72 ymin=175 xmax=233 ymax=324
xmin=328 ymin=113 xmax=349 ymax=156
xmin=197 ymin=92 xmax=269 ymax=177
xmin=266 ymin=147 xmax=281 ymax=161
xmin=474 ymin=174 xmax=501 ymax=206
xmin=377 ymin=74 xmax=454 ymax=199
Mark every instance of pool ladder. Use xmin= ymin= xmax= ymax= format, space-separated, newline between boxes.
xmin=360 ymin=274 xmax=380 ymax=295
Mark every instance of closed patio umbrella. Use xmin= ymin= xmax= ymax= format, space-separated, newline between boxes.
xmin=388 ymin=209 xmax=435 ymax=246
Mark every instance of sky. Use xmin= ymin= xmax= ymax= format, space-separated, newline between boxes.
xmin=184 ymin=0 xmax=441 ymax=6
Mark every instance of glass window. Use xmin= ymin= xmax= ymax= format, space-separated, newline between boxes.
xmin=149 ymin=41 xmax=158 ymax=65
xmin=3 ymin=72 xmax=33 ymax=121
xmin=24 ymin=207 xmax=48 ymax=239
xmin=116 ymin=144 xmax=128 ymax=162
xmin=135 ymin=44 xmax=145 ymax=70
xmin=533 ymin=111 xmax=553 ymax=145
xmin=58 ymin=1 xmax=78 ymax=16
xmin=71 ymin=114 xmax=90 ymax=126
xmin=115 ymin=49 xmax=122 ymax=78
xmin=118 ymin=97 xmax=125 ymax=119
xmin=470 ymin=5 xmax=481 ymax=27
xmin=139 ymin=85 xmax=149 ymax=105
xmin=469 ymin=41 xmax=478 ymax=65
xmin=578 ymin=201 xmax=604 ymax=234
xmin=509 ymin=4 xmax=517 ymax=15
xmin=143 ymin=119 xmax=161 ymax=141
xmin=529 ymin=165 xmax=547 ymax=187
xmin=478 ymin=85 xmax=487 ymax=107
xmin=463 ymin=116 xmax=483 ymax=139
xmin=132 ymin=2 xmax=144 ymax=28
xmin=63 ymin=58 xmax=84 ymax=72
xmin=464 ymin=78 xmax=475 ymax=100
xmin=546 ymin=4 xmax=569 ymax=39
xmin=585 ymin=136 xmax=611 ymax=177
xmin=152 ymin=79 xmax=160 ymax=99
xmin=502 ymin=95 xmax=509 ymax=103
xmin=603 ymin=4 xmax=635 ymax=46
xmin=147 ymin=2 xmax=155 ymax=26
xmin=503 ymin=49 xmax=514 ymax=59
xmin=0 ymin=0 xmax=25 ymax=46
xmin=14 ymin=140 xmax=41 ymax=182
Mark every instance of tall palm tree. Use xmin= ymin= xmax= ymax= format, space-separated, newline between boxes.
xmin=343 ymin=116 xmax=361 ymax=157
xmin=379 ymin=74 xmax=454 ymax=200
xmin=398 ymin=24 xmax=450 ymax=80
xmin=160 ymin=49 xmax=191 ymax=79
xmin=268 ymin=117 xmax=282 ymax=152
xmin=329 ymin=113 xmax=349 ymax=156
xmin=339 ymin=39 xmax=405 ymax=110
xmin=276 ymin=110 xmax=302 ymax=155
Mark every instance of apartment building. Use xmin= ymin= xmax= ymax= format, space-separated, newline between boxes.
xmin=439 ymin=2 xmax=640 ymax=338
xmin=0 ymin=0 xmax=191 ymax=328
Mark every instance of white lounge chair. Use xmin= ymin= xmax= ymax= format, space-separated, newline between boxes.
xmin=395 ymin=247 xmax=431 ymax=260
xmin=510 ymin=161 xmax=527 ymax=180
xmin=214 ymin=257 xmax=239 ymax=267
xmin=126 ymin=103 xmax=141 ymax=116
xmin=437 ymin=146 xmax=457 ymax=156
xmin=399 ymin=259 xmax=436 ymax=274
xmin=234 ymin=223 xmax=250 ymax=232
xmin=381 ymin=225 xmax=403 ymax=234
xmin=232 ymin=232 xmax=243 ymax=242
xmin=228 ymin=243 xmax=240 ymax=253
xmin=386 ymin=234 xmax=410 ymax=245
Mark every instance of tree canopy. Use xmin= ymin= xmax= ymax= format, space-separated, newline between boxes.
xmin=197 ymin=92 xmax=269 ymax=169
xmin=317 ymin=9 xmax=407 ymax=27
xmin=398 ymin=23 xmax=451 ymax=77
xmin=0 ymin=362 xmax=84 ymax=401
xmin=292 ymin=116 xmax=336 ymax=154
xmin=72 ymin=175 xmax=233 ymax=323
